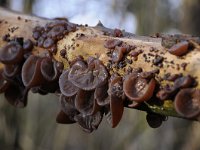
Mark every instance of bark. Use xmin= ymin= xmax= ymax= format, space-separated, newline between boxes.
xmin=1 ymin=7 xmax=200 ymax=124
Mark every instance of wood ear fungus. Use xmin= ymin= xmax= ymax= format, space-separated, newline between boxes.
xmin=168 ymin=41 xmax=189 ymax=56
xmin=3 ymin=64 xmax=20 ymax=78
xmin=59 ymin=70 xmax=78 ymax=97
xmin=22 ymin=55 xmax=44 ymax=88
xmin=104 ymin=39 xmax=122 ymax=49
xmin=59 ymin=94 xmax=79 ymax=123
xmin=68 ymin=58 xmax=108 ymax=91
xmin=74 ymin=111 xmax=103 ymax=133
xmin=174 ymin=88 xmax=200 ymax=118
xmin=5 ymin=83 xmax=28 ymax=108
xmin=123 ymin=73 xmax=156 ymax=102
xmin=146 ymin=113 xmax=163 ymax=128
xmin=0 ymin=41 xmax=24 ymax=64
xmin=75 ymin=89 xmax=99 ymax=115
xmin=108 ymin=76 xmax=124 ymax=128
xmin=95 ymin=82 xmax=109 ymax=106
xmin=0 ymin=69 xmax=9 ymax=93
xmin=56 ymin=110 xmax=76 ymax=124
xmin=40 ymin=57 xmax=59 ymax=82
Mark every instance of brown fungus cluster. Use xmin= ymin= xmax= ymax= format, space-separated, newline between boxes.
xmin=1 ymin=20 xmax=200 ymax=133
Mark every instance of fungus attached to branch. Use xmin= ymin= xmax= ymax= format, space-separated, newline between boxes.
xmin=123 ymin=73 xmax=156 ymax=103
xmin=0 ymin=41 xmax=24 ymax=64
xmin=68 ymin=58 xmax=108 ymax=91
xmin=22 ymin=55 xmax=44 ymax=88
xmin=174 ymin=88 xmax=200 ymax=119
xmin=59 ymin=70 xmax=78 ymax=97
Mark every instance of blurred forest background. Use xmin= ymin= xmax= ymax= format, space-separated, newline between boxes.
xmin=0 ymin=0 xmax=200 ymax=150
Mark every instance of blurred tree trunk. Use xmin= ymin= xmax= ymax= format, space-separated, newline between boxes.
xmin=181 ymin=0 xmax=200 ymax=36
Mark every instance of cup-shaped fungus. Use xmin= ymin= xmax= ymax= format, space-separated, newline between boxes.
xmin=59 ymin=70 xmax=78 ymax=97
xmin=68 ymin=58 xmax=108 ymax=91
xmin=75 ymin=89 xmax=100 ymax=115
xmin=0 ymin=41 xmax=24 ymax=64
xmin=56 ymin=110 xmax=76 ymax=124
xmin=4 ymin=83 xmax=28 ymax=108
xmin=23 ymin=39 xmax=33 ymax=52
xmin=123 ymin=73 xmax=156 ymax=103
xmin=108 ymin=76 xmax=124 ymax=128
xmin=22 ymin=55 xmax=45 ymax=88
xmin=0 ymin=69 xmax=10 ymax=93
xmin=168 ymin=41 xmax=189 ymax=56
xmin=146 ymin=113 xmax=163 ymax=128
xmin=3 ymin=64 xmax=20 ymax=78
xmin=112 ymin=46 xmax=125 ymax=63
xmin=40 ymin=57 xmax=59 ymax=82
xmin=174 ymin=88 xmax=200 ymax=118
xmin=174 ymin=75 xmax=193 ymax=89
xmin=58 ymin=94 xmax=79 ymax=124
xmin=74 ymin=111 xmax=103 ymax=133
xmin=95 ymin=82 xmax=109 ymax=106
xmin=104 ymin=39 xmax=122 ymax=49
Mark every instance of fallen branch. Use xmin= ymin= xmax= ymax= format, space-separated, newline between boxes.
xmin=0 ymin=7 xmax=200 ymax=132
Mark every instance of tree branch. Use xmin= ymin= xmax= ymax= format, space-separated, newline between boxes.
xmin=1 ymin=7 xmax=200 ymax=132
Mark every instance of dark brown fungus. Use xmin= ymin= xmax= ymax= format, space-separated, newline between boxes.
xmin=0 ymin=69 xmax=9 ymax=93
xmin=22 ymin=55 xmax=44 ymax=88
xmin=23 ymin=39 xmax=33 ymax=52
xmin=113 ymin=29 xmax=123 ymax=37
xmin=123 ymin=73 xmax=156 ymax=102
xmin=168 ymin=41 xmax=189 ymax=56
xmin=174 ymin=75 xmax=193 ymax=89
xmin=174 ymin=88 xmax=200 ymax=118
xmin=5 ymin=84 xmax=28 ymax=108
xmin=95 ymin=82 xmax=109 ymax=106
xmin=40 ymin=58 xmax=59 ymax=81
xmin=146 ymin=113 xmax=163 ymax=128
xmin=112 ymin=46 xmax=125 ymax=63
xmin=47 ymin=25 xmax=65 ymax=39
xmin=59 ymin=94 xmax=79 ymax=123
xmin=104 ymin=39 xmax=122 ymax=49
xmin=43 ymin=38 xmax=54 ymax=48
xmin=0 ymin=41 xmax=24 ymax=64
xmin=56 ymin=111 xmax=76 ymax=124
xmin=32 ymin=31 xmax=41 ymax=40
xmin=68 ymin=58 xmax=108 ymax=91
xmin=37 ymin=37 xmax=45 ymax=47
xmin=3 ymin=64 xmax=20 ymax=78
xmin=59 ymin=70 xmax=78 ymax=97
xmin=74 ymin=111 xmax=103 ymax=133
xmin=108 ymin=76 xmax=124 ymax=128
xmin=75 ymin=89 xmax=99 ymax=115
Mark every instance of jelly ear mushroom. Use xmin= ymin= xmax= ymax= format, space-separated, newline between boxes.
xmin=123 ymin=73 xmax=156 ymax=103
xmin=59 ymin=94 xmax=79 ymax=122
xmin=0 ymin=41 xmax=24 ymax=64
xmin=22 ymin=55 xmax=45 ymax=88
xmin=75 ymin=89 xmax=100 ymax=115
xmin=74 ymin=111 xmax=103 ymax=133
xmin=174 ymin=88 xmax=200 ymax=118
xmin=68 ymin=58 xmax=108 ymax=91
xmin=3 ymin=64 xmax=20 ymax=78
xmin=95 ymin=82 xmax=109 ymax=106
xmin=40 ymin=57 xmax=60 ymax=81
xmin=108 ymin=76 xmax=124 ymax=128
xmin=168 ymin=41 xmax=189 ymax=56
xmin=56 ymin=111 xmax=76 ymax=124
xmin=146 ymin=113 xmax=164 ymax=128
xmin=0 ymin=69 xmax=10 ymax=93
xmin=4 ymin=84 xmax=28 ymax=108
xmin=59 ymin=70 xmax=78 ymax=97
